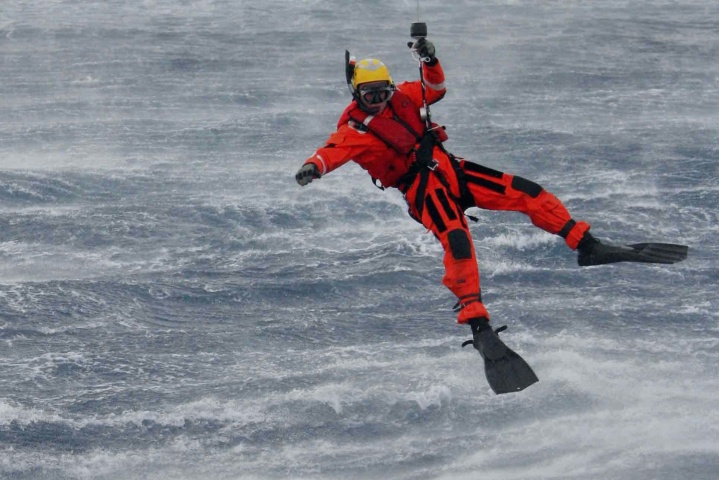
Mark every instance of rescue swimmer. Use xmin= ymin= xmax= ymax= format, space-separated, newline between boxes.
xmin=297 ymin=39 xmax=598 ymax=325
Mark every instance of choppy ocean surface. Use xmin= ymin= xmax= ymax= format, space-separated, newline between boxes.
xmin=1 ymin=1 xmax=718 ymax=479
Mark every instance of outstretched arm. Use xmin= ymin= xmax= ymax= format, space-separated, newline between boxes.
xmin=295 ymin=124 xmax=370 ymax=186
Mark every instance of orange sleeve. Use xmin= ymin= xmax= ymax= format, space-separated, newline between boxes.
xmin=395 ymin=59 xmax=446 ymax=108
xmin=303 ymin=123 xmax=382 ymax=176
xmin=422 ymin=59 xmax=447 ymax=103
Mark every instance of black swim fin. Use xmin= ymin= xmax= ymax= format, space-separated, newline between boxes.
xmin=578 ymin=240 xmax=688 ymax=267
xmin=462 ymin=319 xmax=538 ymax=394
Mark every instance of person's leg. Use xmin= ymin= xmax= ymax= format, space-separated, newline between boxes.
xmin=458 ymin=160 xmax=590 ymax=249
xmin=405 ymin=170 xmax=489 ymax=323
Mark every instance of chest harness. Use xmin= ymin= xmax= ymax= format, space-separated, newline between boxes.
xmin=340 ymin=92 xmax=477 ymax=224
xmin=339 ymin=90 xmax=452 ymax=187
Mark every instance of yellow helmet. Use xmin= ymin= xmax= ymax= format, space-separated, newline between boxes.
xmin=351 ymin=58 xmax=393 ymax=90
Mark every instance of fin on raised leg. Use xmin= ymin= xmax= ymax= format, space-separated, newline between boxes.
xmin=578 ymin=235 xmax=688 ymax=267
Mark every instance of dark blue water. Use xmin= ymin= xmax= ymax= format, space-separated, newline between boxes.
xmin=1 ymin=1 xmax=718 ymax=479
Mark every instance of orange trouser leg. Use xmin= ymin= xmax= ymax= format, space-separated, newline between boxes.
xmin=405 ymin=170 xmax=489 ymax=323
xmin=458 ymin=160 xmax=590 ymax=249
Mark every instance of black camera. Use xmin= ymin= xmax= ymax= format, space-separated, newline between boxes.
xmin=410 ymin=22 xmax=427 ymax=39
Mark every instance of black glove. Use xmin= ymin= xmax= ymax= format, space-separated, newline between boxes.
xmin=295 ymin=163 xmax=321 ymax=186
xmin=409 ymin=38 xmax=436 ymax=63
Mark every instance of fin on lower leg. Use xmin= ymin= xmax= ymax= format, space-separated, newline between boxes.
xmin=483 ymin=348 xmax=539 ymax=394
xmin=462 ymin=321 xmax=538 ymax=394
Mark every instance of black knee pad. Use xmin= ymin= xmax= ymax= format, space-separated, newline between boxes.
xmin=448 ymin=229 xmax=473 ymax=260
xmin=511 ymin=176 xmax=543 ymax=198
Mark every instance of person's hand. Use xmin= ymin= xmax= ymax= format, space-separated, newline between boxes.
xmin=410 ymin=38 xmax=436 ymax=62
xmin=295 ymin=163 xmax=321 ymax=186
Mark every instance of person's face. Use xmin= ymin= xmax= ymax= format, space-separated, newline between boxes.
xmin=358 ymin=81 xmax=393 ymax=113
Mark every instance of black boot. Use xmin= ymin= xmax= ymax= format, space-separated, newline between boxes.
xmin=467 ymin=317 xmax=508 ymax=361
xmin=576 ymin=231 xmax=600 ymax=266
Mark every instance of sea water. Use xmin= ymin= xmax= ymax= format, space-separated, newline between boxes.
xmin=1 ymin=1 xmax=717 ymax=479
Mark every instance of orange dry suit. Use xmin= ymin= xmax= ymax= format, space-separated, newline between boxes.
xmin=302 ymin=59 xmax=590 ymax=323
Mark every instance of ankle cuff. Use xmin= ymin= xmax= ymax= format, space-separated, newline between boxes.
xmin=457 ymin=302 xmax=490 ymax=323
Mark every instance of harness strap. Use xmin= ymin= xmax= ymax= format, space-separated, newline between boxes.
xmin=414 ymin=168 xmax=431 ymax=218
xmin=395 ymin=134 xmax=437 ymax=192
xmin=396 ymin=137 xmax=460 ymax=204
xmin=447 ymin=153 xmax=474 ymax=210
